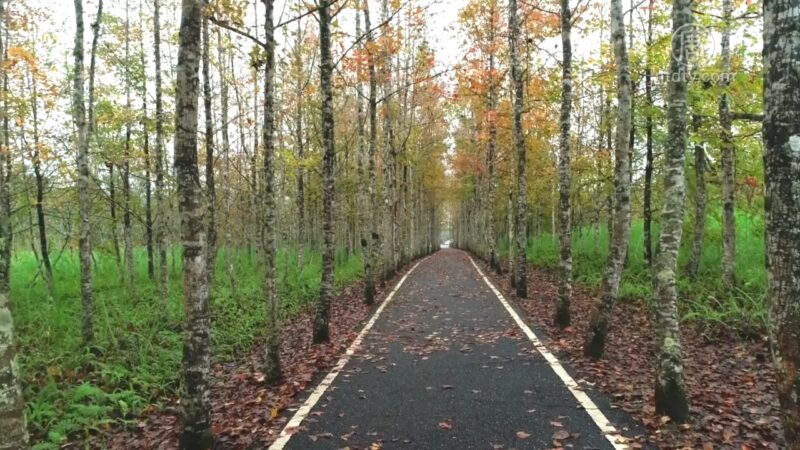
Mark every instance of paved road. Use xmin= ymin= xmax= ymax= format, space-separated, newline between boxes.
xmin=276 ymin=249 xmax=639 ymax=450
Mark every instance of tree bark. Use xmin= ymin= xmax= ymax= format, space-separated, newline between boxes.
xmin=202 ymin=17 xmax=217 ymax=289
xmin=363 ymin=0 xmax=380 ymax=304
xmin=643 ymin=1 xmax=653 ymax=267
xmin=486 ymin=0 xmax=499 ymax=273
xmin=73 ymin=0 xmax=96 ymax=344
xmin=123 ymin=0 xmax=135 ymax=289
xmin=687 ymin=115 xmax=705 ymax=278
xmin=763 ymin=0 xmax=800 ymax=445
xmin=313 ymin=0 xmax=335 ymax=344
xmin=720 ymin=0 xmax=736 ymax=286
xmin=555 ymin=0 xmax=572 ymax=328
xmin=653 ymin=0 xmax=691 ymax=422
xmin=261 ymin=0 xmax=281 ymax=383
xmin=0 ymin=0 xmax=30 ymax=445
xmin=584 ymin=0 xmax=632 ymax=358
xmin=153 ymin=0 xmax=169 ymax=302
xmin=509 ymin=0 xmax=527 ymax=298
xmin=174 ymin=0 xmax=213 ymax=446
xmin=140 ymin=1 xmax=154 ymax=281
xmin=30 ymin=65 xmax=53 ymax=296
xmin=293 ymin=20 xmax=306 ymax=270
xmin=218 ymin=30 xmax=237 ymax=296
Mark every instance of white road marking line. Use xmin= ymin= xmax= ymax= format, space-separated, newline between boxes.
xmin=468 ymin=256 xmax=630 ymax=450
xmin=268 ymin=257 xmax=428 ymax=450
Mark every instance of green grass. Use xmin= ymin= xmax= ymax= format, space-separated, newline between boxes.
xmin=12 ymin=246 xmax=363 ymax=449
xmin=499 ymin=210 xmax=767 ymax=336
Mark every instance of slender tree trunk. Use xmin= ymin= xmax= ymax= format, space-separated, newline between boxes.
xmin=153 ymin=0 xmax=169 ymax=301
xmin=364 ymin=0 xmax=380 ymax=304
xmin=720 ymin=0 xmax=736 ymax=286
xmin=73 ymin=0 xmax=96 ymax=344
xmin=313 ymin=0 xmax=335 ymax=343
xmin=508 ymin=190 xmax=515 ymax=283
xmin=643 ymin=1 xmax=653 ymax=267
xmin=107 ymin=163 xmax=121 ymax=268
xmin=584 ymin=0 xmax=632 ymax=358
xmin=687 ymin=115 xmax=705 ymax=278
xmin=218 ymin=30 xmax=237 ymax=296
xmin=293 ymin=21 xmax=305 ymax=270
xmin=174 ymin=0 xmax=213 ymax=445
xmin=555 ymin=0 xmax=573 ymax=328
xmin=202 ymin=17 xmax=217 ymax=288
xmin=0 ymin=0 xmax=30 ymax=444
xmin=30 ymin=68 xmax=53 ymax=296
xmin=763 ymin=0 xmax=800 ymax=445
xmin=652 ymin=0 xmax=691 ymax=422
xmin=261 ymin=0 xmax=281 ymax=383
xmin=354 ymin=7 xmax=372 ymax=304
xmin=509 ymin=0 xmax=527 ymax=298
xmin=486 ymin=0 xmax=498 ymax=273
xmin=141 ymin=2 xmax=154 ymax=281
xmin=123 ymin=0 xmax=134 ymax=288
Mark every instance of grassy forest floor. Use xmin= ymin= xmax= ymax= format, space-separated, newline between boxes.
xmin=14 ymin=247 xmax=363 ymax=449
xmin=487 ymin=213 xmax=781 ymax=448
xmin=514 ymin=213 xmax=768 ymax=336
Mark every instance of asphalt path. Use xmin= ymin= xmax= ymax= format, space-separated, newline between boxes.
xmin=274 ymin=249 xmax=642 ymax=450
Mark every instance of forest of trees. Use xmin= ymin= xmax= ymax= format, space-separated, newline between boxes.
xmin=0 ymin=0 xmax=796 ymax=448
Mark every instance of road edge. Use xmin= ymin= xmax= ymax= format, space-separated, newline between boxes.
xmin=467 ymin=255 xmax=630 ymax=450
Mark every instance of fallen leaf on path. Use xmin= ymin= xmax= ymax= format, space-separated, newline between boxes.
xmin=516 ymin=431 xmax=531 ymax=439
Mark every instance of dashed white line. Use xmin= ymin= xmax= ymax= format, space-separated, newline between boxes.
xmin=268 ymin=257 xmax=428 ymax=450
xmin=468 ymin=256 xmax=630 ymax=450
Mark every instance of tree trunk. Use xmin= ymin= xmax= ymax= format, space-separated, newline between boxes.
xmin=73 ymin=0 xmax=96 ymax=344
xmin=555 ymin=0 xmax=572 ymax=328
xmin=0 ymin=0 xmax=30 ymax=444
xmin=123 ymin=0 xmax=134 ymax=289
xmin=486 ymin=0 xmax=498 ymax=273
xmin=584 ymin=0 xmax=632 ymax=359
xmin=218 ymin=30 xmax=237 ymax=296
xmin=363 ymin=0 xmax=380 ymax=304
xmin=653 ymin=0 xmax=691 ymax=422
xmin=720 ymin=0 xmax=736 ymax=286
xmin=687 ymin=115 xmax=705 ymax=278
xmin=153 ymin=0 xmax=169 ymax=302
xmin=643 ymin=1 xmax=653 ymax=267
xmin=140 ymin=1 xmax=154 ymax=281
xmin=293 ymin=20 xmax=306 ymax=270
xmin=202 ymin=17 xmax=217 ymax=289
xmin=174 ymin=0 xmax=213 ymax=446
xmin=763 ymin=0 xmax=800 ymax=445
xmin=509 ymin=0 xmax=527 ymax=298
xmin=313 ymin=0 xmax=335 ymax=344
xmin=30 ymin=66 xmax=53 ymax=296
xmin=261 ymin=0 xmax=281 ymax=383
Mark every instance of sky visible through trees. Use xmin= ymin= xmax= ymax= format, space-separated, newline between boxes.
xmin=0 ymin=0 xmax=798 ymax=448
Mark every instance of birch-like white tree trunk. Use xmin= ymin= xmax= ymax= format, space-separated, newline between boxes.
xmin=719 ymin=0 xmax=736 ymax=286
xmin=584 ymin=0 xmax=632 ymax=358
xmin=153 ymin=0 xmax=169 ymax=303
xmin=508 ymin=0 xmax=527 ymax=298
xmin=261 ymin=0 xmax=281 ymax=383
xmin=363 ymin=0 xmax=381 ymax=304
xmin=555 ymin=0 xmax=573 ymax=328
xmin=73 ymin=0 xmax=95 ymax=344
xmin=652 ymin=0 xmax=691 ymax=422
xmin=0 ymin=0 xmax=29 ymax=444
xmin=313 ymin=0 xmax=336 ymax=343
xmin=763 ymin=0 xmax=800 ymax=444
xmin=174 ymin=0 xmax=213 ymax=446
